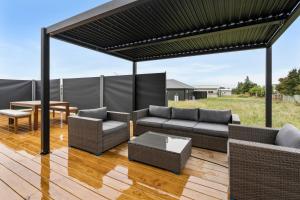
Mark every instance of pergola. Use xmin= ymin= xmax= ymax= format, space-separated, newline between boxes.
xmin=41 ymin=0 xmax=300 ymax=154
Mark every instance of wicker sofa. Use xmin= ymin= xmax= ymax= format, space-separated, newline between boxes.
xmin=68 ymin=108 xmax=130 ymax=155
xmin=133 ymin=105 xmax=240 ymax=152
xmin=229 ymin=124 xmax=300 ymax=199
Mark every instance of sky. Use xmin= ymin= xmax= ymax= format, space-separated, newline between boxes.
xmin=0 ymin=0 xmax=300 ymax=88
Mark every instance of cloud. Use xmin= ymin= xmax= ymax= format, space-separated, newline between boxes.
xmin=186 ymin=63 xmax=232 ymax=73
xmin=138 ymin=61 xmax=234 ymax=86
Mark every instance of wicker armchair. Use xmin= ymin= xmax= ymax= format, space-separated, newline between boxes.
xmin=228 ymin=124 xmax=300 ymax=200
xmin=68 ymin=111 xmax=130 ymax=155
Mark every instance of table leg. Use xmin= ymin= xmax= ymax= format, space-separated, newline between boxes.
xmin=29 ymin=115 xmax=32 ymax=130
xmin=65 ymin=104 xmax=70 ymax=124
xmin=9 ymin=104 xmax=14 ymax=124
xmin=14 ymin=117 xmax=18 ymax=133
xmin=8 ymin=118 xmax=11 ymax=127
xmin=33 ymin=106 xmax=39 ymax=130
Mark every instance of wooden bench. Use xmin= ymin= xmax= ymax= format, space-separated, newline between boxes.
xmin=51 ymin=106 xmax=78 ymax=118
xmin=0 ymin=109 xmax=32 ymax=133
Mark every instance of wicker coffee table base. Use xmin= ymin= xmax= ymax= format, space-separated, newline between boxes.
xmin=128 ymin=133 xmax=191 ymax=174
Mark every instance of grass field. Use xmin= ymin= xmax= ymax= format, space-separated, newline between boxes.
xmin=169 ymin=96 xmax=300 ymax=128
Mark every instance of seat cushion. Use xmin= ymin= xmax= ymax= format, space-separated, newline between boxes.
xmin=78 ymin=107 xmax=107 ymax=120
xmin=275 ymin=124 xmax=300 ymax=148
xmin=103 ymin=120 xmax=127 ymax=135
xmin=172 ymin=108 xmax=198 ymax=121
xmin=149 ymin=105 xmax=171 ymax=119
xmin=0 ymin=109 xmax=31 ymax=117
xmin=137 ymin=117 xmax=168 ymax=128
xmin=163 ymin=119 xmax=197 ymax=131
xmin=199 ymin=108 xmax=231 ymax=124
xmin=193 ymin=122 xmax=228 ymax=138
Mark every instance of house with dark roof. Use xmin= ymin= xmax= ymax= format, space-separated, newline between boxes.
xmin=167 ymin=79 xmax=207 ymax=101
xmin=194 ymin=85 xmax=232 ymax=97
xmin=167 ymin=79 xmax=194 ymax=101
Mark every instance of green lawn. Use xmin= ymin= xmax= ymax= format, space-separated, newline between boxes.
xmin=169 ymin=96 xmax=300 ymax=129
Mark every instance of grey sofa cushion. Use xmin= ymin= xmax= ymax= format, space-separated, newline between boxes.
xmin=163 ymin=119 xmax=197 ymax=131
xmin=149 ymin=105 xmax=171 ymax=119
xmin=199 ymin=108 xmax=231 ymax=124
xmin=103 ymin=120 xmax=127 ymax=135
xmin=78 ymin=107 xmax=107 ymax=120
xmin=172 ymin=108 xmax=198 ymax=121
xmin=137 ymin=117 xmax=168 ymax=128
xmin=275 ymin=124 xmax=300 ymax=148
xmin=193 ymin=122 xmax=228 ymax=138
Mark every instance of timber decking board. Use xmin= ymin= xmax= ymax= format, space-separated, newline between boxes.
xmin=0 ymin=114 xmax=228 ymax=200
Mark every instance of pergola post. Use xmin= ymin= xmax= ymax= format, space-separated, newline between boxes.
xmin=132 ymin=62 xmax=137 ymax=111
xmin=100 ymin=75 xmax=104 ymax=107
xmin=41 ymin=28 xmax=50 ymax=154
xmin=265 ymin=47 xmax=272 ymax=127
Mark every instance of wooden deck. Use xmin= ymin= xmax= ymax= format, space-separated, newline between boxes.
xmin=0 ymin=113 xmax=228 ymax=200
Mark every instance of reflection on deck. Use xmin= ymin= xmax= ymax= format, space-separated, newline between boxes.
xmin=0 ymin=114 xmax=228 ymax=200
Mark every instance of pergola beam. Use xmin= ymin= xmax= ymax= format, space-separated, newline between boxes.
xmin=41 ymin=28 xmax=50 ymax=154
xmin=107 ymin=15 xmax=285 ymax=52
xmin=267 ymin=2 xmax=300 ymax=46
xmin=135 ymin=43 xmax=266 ymax=62
xmin=46 ymin=0 xmax=152 ymax=35
xmin=53 ymin=34 xmax=133 ymax=61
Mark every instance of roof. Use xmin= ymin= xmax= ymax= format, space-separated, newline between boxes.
xmin=47 ymin=0 xmax=300 ymax=62
xmin=167 ymin=79 xmax=194 ymax=89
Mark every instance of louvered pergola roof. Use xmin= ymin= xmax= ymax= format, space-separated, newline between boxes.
xmin=46 ymin=0 xmax=300 ymax=61
xmin=40 ymin=0 xmax=300 ymax=154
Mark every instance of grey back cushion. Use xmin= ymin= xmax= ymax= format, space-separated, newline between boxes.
xmin=275 ymin=124 xmax=300 ymax=148
xmin=172 ymin=108 xmax=198 ymax=121
xmin=78 ymin=107 xmax=107 ymax=120
xmin=199 ymin=108 xmax=232 ymax=124
xmin=149 ymin=105 xmax=171 ymax=119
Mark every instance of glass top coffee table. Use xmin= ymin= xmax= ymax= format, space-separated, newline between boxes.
xmin=128 ymin=131 xmax=192 ymax=174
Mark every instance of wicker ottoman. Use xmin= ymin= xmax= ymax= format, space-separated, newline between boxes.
xmin=128 ymin=131 xmax=191 ymax=174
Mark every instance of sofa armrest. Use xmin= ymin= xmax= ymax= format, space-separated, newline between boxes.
xmin=68 ymin=116 xmax=103 ymax=154
xmin=229 ymin=124 xmax=279 ymax=144
xmin=231 ymin=114 xmax=240 ymax=124
xmin=229 ymin=139 xmax=300 ymax=199
xmin=68 ymin=116 xmax=103 ymax=136
xmin=107 ymin=111 xmax=130 ymax=123
xmin=133 ymin=108 xmax=149 ymax=122
xmin=68 ymin=115 xmax=103 ymax=125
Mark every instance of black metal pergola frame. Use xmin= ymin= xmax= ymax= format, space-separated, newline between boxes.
xmin=40 ymin=0 xmax=300 ymax=154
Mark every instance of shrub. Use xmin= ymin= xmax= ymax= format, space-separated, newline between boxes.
xmin=276 ymin=68 xmax=300 ymax=96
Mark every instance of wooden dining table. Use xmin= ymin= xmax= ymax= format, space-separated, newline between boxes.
xmin=10 ymin=101 xmax=70 ymax=130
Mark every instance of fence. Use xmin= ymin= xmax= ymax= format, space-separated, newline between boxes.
xmin=282 ymin=95 xmax=300 ymax=103
xmin=104 ymin=75 xmax=133 ymax=113
xmin=63 ymin=77 xmax=101 ymax=110
xmin=0 ymin=73 xmax=166 ymax=113
xmin=0 ymin=79 xmax=32 ymax=109
xmin=35 ymin=79 xmax=60 ymax=101
xmin=136 ymin=73 xmax=167 ymax=109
